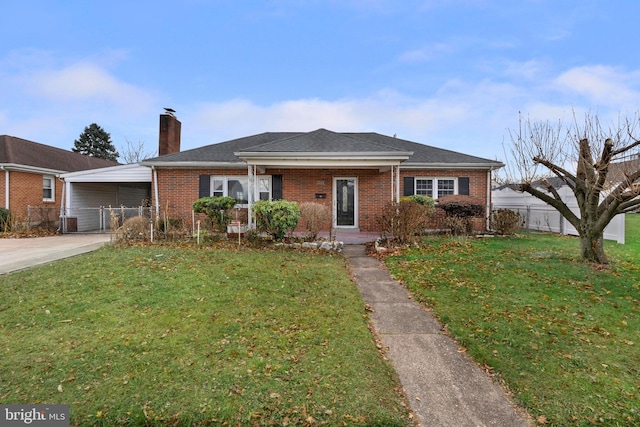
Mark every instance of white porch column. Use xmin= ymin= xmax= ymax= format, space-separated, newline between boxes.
xmin=390 ymin=165 xmax=395 ymax=202
xmin=395 ymin=165 xmax=401 ymax=203
xmin=247 ymin=164 xmax=255 ymax=228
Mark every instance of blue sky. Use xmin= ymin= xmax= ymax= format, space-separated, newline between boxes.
xmin=1 ymin=0 xmax=639 ymax=161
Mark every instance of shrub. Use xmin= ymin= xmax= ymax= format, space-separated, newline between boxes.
xmin=253 ymin=200 xmax=301 ymax=240
xmin=0 ymin=208 xmax=11 ymax=232
xmin=438 ymin=195 xmax=485 ymax=218
xmin=377 ymin=198 xmax=435 ymax=244
xmin=192 ymin=196 xmax=237 ymax=232
xmin=400 ymin=194 xmax=435 ymax=208
xmin=442 ymin=216 xmax=470 ymax=236
xmin=490 ymin=209 xmax=523 ymax=235
xmin=299 ymin=202 xmax=332 ymax=240
xmin=438 ymin=195 xmax=485 ymax=236
xmin=115 ymin=216 xmax=152 ymax=242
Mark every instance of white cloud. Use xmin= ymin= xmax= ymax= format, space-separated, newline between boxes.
xmin=27 ymin=62 xmax=155 ymax=113
xmin=554 ymin=65 xmax=640 ymax=107
xmin=398 ymin=42 xmax=456 ymax=63
xmin=183 ymin=88 xmax=503 ymax=157
xmin=0 ymin=51 xmax=160 ymax=148
xmin=503 ymin=59 xmax=547 ymax=80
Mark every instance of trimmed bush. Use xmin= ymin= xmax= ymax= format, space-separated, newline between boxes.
xmin=438 ymin=195 xmax=485 ymax=218
xmin=192 ymin=196 xmax=237 ymax=232
xmin=253 ymin=200 xmax=301 ymax=240
xmin=400 ymin=194 xmax=435 ymax=208
xmin=377 ymin=198 xmax=435 ymax=244
xmin=438 ymin=195 xmax=485 ymax=236
xmin=299 ymin=202 xmax=332 ymax=240
xmin=490 ymin=209 xmax=523 ymax=235
xmin=0 ymin=208 xmax=11 ymax=232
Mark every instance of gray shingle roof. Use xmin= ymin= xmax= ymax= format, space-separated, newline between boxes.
xmin=344 ymin=132 xmax=500 ymax=165
xmin=0 ymin=135 xmax=119 ymax=172
xmin=242 ymin=129 xmax=406 ymax=153
xmin=146 ymin=132 xmax=298 ymax=163
xmin=143 ymin=129 xmax=503 ymax=167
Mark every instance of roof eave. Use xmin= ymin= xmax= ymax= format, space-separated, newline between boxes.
xmin=401 ymin=162 xmax=505 ymax=170
xmin=235 ymin=151 xmax=413 ymax=159
xmin=0 ymin=163 xmax=67 ymax=175
xmin=141 ymin=160 xmax=247 ymax=169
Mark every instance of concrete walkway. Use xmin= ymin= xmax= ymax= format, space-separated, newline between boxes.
xmin=343 ymin=245 xmax=530 ymax=427
xmin=0 ymin=233 xmax=112 ymax=274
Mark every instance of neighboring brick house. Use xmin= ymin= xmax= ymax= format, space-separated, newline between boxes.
xmin=0 ymin=135 xmax=117 ymax=227
xmin=142 ymin=114 xmax=504 ymax=233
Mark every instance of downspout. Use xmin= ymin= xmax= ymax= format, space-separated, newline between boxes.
xmin=1 ymin=166 xmax=8 ymax=210
xmin=57 ymin=175 xmax=65 ymax=232
xmin=486 ymin=168 xmax=493 ymax=230
xmin=152 ymin=166 xmax=159 ymax=217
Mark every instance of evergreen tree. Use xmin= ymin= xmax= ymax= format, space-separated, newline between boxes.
xmin=72 ymin=123 xmax=120 ymax=161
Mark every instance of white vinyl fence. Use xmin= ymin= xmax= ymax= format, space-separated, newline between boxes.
xmin=492 ymin=186 xmax=625 ymax=244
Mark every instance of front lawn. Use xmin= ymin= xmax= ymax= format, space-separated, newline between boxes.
xmin=386 ymin=214 xmax=640 ymax=426
xmin=0 ymin=246 xmax=410 ymax=426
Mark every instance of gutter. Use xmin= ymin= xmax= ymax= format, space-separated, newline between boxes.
xmin=141 ymin=161 xmax=246 ymax=169
xmin=0 ymin=163 xmax=67 ymax=175
xmin=400 ymin=162 xmax=505 ymax=170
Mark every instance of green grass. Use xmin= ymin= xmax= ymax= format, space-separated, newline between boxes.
xmin=0 ymin=245 xmax=410 ymax=426
xmin=386 ymin=213 xmax=640 ymax=426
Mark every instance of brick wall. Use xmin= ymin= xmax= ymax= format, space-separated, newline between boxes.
xmin=0 ymin=171 xmax=62 ymax=224
xmin=400 ymin=169 xmax=490 ymax=232
xmin=153 ymin=167 xmax=491 ymax=232
xmin=154 ymin=168 xmax=248 ymax=227
xmin=6 ymin=171 xmax=61 ymax=221
xmin=268 ymin=168 xmax=393 ymax=232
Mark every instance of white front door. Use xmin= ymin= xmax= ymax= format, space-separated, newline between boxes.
xmin=334 ymin=177 xmax=358 ymax=228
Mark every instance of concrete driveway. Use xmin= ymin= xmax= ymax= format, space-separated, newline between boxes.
xmin=0 ymin=234 xmax=112 ymax=275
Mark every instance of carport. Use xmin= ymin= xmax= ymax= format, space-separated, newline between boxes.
xmin=60 ymin=163 xmax=152 ymax=232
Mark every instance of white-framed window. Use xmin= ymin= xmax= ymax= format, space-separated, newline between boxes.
xmin=43 ymin=176 xmax=54 ymax=201
xmin=257 ymin=176 xmax=272 ymax=201
xmin=415 ymin=177 xmax=457 ymax=199
xmin=209 ymin=176 xmax=272 ymax=205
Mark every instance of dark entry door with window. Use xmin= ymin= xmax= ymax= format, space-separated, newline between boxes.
xmin=335 ymin=178 xmax=356 ymax=227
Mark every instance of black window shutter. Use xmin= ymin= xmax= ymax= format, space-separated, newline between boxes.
xmin=272 ymin=175 xmax=283 ymax=200
xmin=403 ymin=176 xmax=414 ymax=196
xmin=198 ymin=175 xmax=210 ymax=198
xmin=458 ymin=177 xmax=470 ymax=195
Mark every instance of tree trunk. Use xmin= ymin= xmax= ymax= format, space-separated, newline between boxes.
xmin=579 ymin=229 xmax=608 ymax=264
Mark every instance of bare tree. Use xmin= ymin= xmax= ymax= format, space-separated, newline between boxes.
xmin=120 ymin=138 xmax=156 ymax=164
xmin=504 ymin=112 xmax=640 ymax=264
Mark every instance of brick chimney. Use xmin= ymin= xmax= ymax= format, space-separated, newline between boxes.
xmin=159 ymin=111 xmax=181 ymax=156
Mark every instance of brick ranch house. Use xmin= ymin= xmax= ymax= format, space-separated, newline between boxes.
xmin=141 ymin=114 xmax=504 ymax=233
xmin=0 ymin=135 xmax=117 ymax=227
